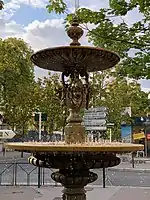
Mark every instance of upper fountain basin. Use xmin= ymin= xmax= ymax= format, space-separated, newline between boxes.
xmin=31 ymin=46 xmax=120 ymax=72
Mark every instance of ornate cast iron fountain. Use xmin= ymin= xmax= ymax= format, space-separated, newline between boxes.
xmin=5 ymin=18 xmax=143 ymax=200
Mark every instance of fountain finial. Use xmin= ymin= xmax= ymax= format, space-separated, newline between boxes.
xmin=67 ymin=0 xmax=83 ymax=46
xmin=67 ymin=17 xmax=84 ymax=46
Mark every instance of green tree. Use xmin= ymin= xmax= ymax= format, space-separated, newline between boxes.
xmin=91 ymin=70 xmax=150 ymax=139
xmin=34 ymin=73 xmax=66 ymax=133
xmin=4 ymin=83 xmax=36 ymax=133
xmin=0 ymin=38 xmax=35 ymax=134
xmin=46 ymin=0 xmax=150 ymax=79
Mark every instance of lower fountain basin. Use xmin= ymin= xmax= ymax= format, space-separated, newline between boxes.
xmin=5 ymin=142 xmax=143 ymax=170
xmin=5 ymin=142 xmax=144 ymax=199
xmin=5 ymin=142 xmax=144 ymax=153
xmin=29 ymin=152 xmax=121 ymax=169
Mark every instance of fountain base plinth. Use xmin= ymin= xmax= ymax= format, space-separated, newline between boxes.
xmin=65 ymin=122 xmax=86 ymax=144
xmin=62 ymin=188 xmax=86 ymax=200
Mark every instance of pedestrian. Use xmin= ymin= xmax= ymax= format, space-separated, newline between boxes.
xmin=2 ymin=144 xmax=5 ymax=156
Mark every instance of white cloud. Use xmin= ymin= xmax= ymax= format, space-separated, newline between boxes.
xmin=25 ymin=19 xmax=90 ymax=50
xmin=67 ymin=0 xmax=109 ymax=12
xmin=141 ymin=88 xmax=150 ymax=93
xmin=0 ymin=16 xmax=88 ymax=50
xmin=1 ymin=0 xmax=106 ymax=15
xmin=0 ymin=18 xmax=89 ymax=51
xmin=15 ymin=0 xmax=48 ymax=8
xmin=1 ymin=0 xmax=48 ymax=20
xmin=6 ymin=0 xmax=48 ymax=8
xmin=138 ymin=80 xmax=150 ymax=93
xmin=23 ymin=19 xmax=70 ymax=51
xmin=0 ymin=19 xmax=24 ymax=38
xmin=5 ymin=20 xmax=24 ymax=33
xmin=79 ymin=0 xmax=109 ymax=10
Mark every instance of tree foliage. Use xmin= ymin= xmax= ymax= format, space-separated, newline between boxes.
xmin=34 ymin=73 xmax=66 ymax=133
xmin=46 ymin=0 xmax=150 ymax=79
xmin=0 ymin=37 xmax=148 ymax=139
xmin=90 ymin=69 xmax=150 ymax=139
xmin=0 ymin=38 xmax=35 ymax=132
xmin=46 ymin=1 xmax=150 ymax=138
xmin=0 ymin=37 xmax=67 ymax=134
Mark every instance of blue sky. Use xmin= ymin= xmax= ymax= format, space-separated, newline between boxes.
xmin=0 ymin=0 xmax=150 ymax=92
xmin=11 ymin=4 xmax=60 ymax=25
xmin=12 ymin=5 xmax=51 ymax=25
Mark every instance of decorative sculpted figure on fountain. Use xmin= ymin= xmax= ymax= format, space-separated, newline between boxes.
xmin=61 ymin=69 xmax=89 ymax=144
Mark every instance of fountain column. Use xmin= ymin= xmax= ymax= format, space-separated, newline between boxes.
xmin=59 ymin=18 xmax=90 ymax=144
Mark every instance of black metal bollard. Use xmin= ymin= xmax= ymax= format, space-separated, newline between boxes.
xmin=102 ymin=167 xmax=106 ymax=188
xmin=38 ymin=166 xmax=41 ymax=188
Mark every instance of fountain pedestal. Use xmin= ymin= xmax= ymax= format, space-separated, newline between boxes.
xmin=65 ymin=121 xmax=86 ymax=144
xmin=62 ymin=188 xmax=86 ymax=200
xmin=65 ymin=108 xmax=86 ymax=144
xmin=52 ymin=169 xmax=97 ymax=200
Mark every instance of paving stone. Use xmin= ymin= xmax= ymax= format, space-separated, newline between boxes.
xmin=1 ymin=186 xmax=150 ymax=200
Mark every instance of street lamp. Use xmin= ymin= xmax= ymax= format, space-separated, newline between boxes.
xmin=38 ymin=112 xmax=42 ymax=141
xmin=143 ymin=119 xmax=150 ymax=157
xmin=34 ymin=111 xmax=42 ymax=141
xmin=144 ymin=94 xmax=150 ymax=157
xmin=148 ymin=93 xmax=150 ymax=116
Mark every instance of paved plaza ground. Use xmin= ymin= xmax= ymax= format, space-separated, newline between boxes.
xmin=108 ymin=162 xmax=150 ymax=172
xmin=1 ymin=186 xmax=150 ymax=200
xmin=0 ymin=151 xmax=30 ymax=161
